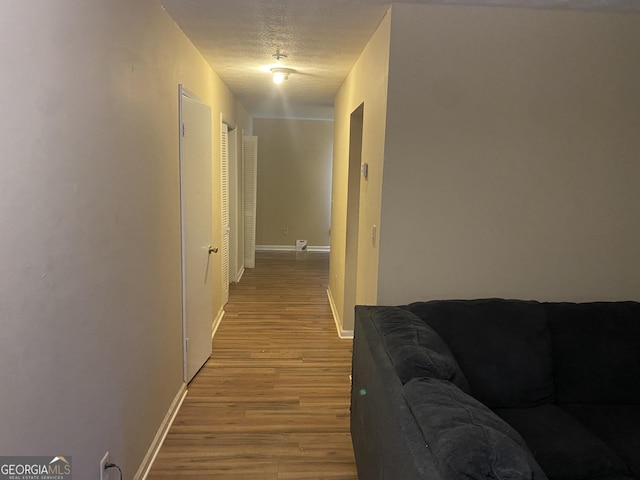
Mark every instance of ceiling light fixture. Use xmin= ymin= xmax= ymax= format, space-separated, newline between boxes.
xmin=271 ymin=67 xmax=294 ymax=84
xmin=270 ymin=50 xmax=293 ymax=84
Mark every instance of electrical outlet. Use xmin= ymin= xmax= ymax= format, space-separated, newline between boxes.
xmin=100 ymin=451 xmax=110 ymax=480
xmin=282 ymin=227 xmax=288 ymax=236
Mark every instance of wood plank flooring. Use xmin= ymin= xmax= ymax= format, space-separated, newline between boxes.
xmin=147 ymin=251 xmax=357 ymax=480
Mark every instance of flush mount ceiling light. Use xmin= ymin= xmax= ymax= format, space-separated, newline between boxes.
xmin=270 ymin=50 xmax=295 ymax=84
xmin=271 ymin=67 xmax=295 ymax=84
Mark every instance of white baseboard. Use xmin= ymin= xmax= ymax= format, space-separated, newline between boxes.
xmin=308 ymin=246 xmax=330 ymax=253
xmin=327 ymin=288 xmax=354 ymax=339
xmin=212 ymin=307 xmax=225 ymax=339
xmin=135 ymin=383 xmax=188 ymax=480
xmin=256 ymin=245 xmax=330 ymax=253
xmin=235 ymin=267 xmax=245 ymax=283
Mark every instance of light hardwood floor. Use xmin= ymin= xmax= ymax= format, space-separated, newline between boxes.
xmin=147 ymin=251 xmax=357 ymax=480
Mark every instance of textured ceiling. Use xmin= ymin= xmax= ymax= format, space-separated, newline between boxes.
xmin=160 ymin=0 xmax=640 ymax=120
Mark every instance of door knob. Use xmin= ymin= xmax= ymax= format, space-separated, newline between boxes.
xmin=208 ymin=246 xmax=218 ymax=254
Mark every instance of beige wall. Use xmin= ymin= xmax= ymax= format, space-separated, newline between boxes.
xmin=254 ymin=117 xmax=333 ymax=248
xmin=377 ymin=5 xmax=640 ymax=304
xmin=0 ymin=1 xmax=249 ymax=478
xmin=329 ymin=10 xmax=391 ymax=333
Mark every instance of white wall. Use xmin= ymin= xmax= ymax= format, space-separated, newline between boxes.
xmin=378 ymin=5 xmax=640 ymax=304
xmin=254 ymin=117 xmax=333 ymax=248
xmin=0 ymin=1 xmax=249 ymax=478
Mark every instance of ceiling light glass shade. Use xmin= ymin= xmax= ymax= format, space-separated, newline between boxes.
xmin=273 ymin=70 xmax=286 ymax=84
xmin=271 ymin=68 xmax=293 ymax=84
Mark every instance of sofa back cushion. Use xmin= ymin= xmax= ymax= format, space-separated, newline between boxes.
xmin=545 ymin=301 xmax=640 ymax=404
xmin=406 ymin=299 xmax=554 ymax=408
xmin=370 ymin=306 xmax=470 ymax=392
xmin=403 ymin=377 xmax=548 ymax=480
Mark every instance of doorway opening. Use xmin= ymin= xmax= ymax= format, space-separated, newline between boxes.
xmin=344 ymin=103 xmax=364 ymax=331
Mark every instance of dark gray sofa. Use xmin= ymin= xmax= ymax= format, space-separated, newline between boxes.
xmin=351 ymin=299 xmax=640 ymax=480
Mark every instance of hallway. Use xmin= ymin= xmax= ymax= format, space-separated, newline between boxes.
xmin=147 ymin=251 xmax=357 ymax=479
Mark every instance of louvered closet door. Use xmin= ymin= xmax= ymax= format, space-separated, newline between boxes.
xmin=220 ymin=122 xmax=230 ymax=305
xmin=243 ymin=135 xmax=258 ymax=269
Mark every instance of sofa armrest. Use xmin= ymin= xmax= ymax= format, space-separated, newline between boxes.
xmin=351 ymin=305 xmax=442 ymax=480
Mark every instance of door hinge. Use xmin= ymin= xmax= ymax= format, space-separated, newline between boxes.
xmin=185 ymin=337 xmax=189 ymax=351
xmin=182 ymin=123 xmax=186 ymax=137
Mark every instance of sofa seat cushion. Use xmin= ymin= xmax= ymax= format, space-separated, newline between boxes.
xmin=563 ymin=405 xmax=640 ymax=479
xmin=494 ymin=404 xmax=630 ymax=480
xmin=406 ymin=299 xmax=554 ymax=408
xmin=403 ymin=377 xmax=547 ymax=480
xmin=545 ymin=301 xmax=640 ymax=405
xmin=584 ymin=477 xmax=634 ymax=480
xmin=371 ymin=306 xmax=470 ymax=391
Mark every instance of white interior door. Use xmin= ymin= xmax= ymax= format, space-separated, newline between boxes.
xmin=243 ymin=135 xmax=258 ymax=269
xmin=180 ymin=86 xmax=214 ymax=383
xmin=220 ymin=122 xmax=230 ymax=305
xmin=228 ymin=127 xmax=240 ymax=283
